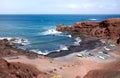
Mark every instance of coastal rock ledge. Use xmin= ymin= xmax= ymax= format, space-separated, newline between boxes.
xmin=56 ymin=18 xmax=120 ymax=44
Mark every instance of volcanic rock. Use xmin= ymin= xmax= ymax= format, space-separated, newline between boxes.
xmin=0 ymin=58 xmax=41 ymax=78
xmin=56 ymin=24 xmax=71 ymax=33
xmin=56 ymin=18 xmax=120 ymax=43
xmin=84 ymin=69 xmax=120 ymax=78
xmin=0 ymin=39 xmax=41 ymax=58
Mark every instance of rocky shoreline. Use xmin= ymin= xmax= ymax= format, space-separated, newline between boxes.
xmin=0 ymin=38 xmax=42 ymax=59
xmin=47 ymin=18 xmax=120 ymax=58
xmin=0 ymin=39 xmax=50 ymax=78
xmin=0 ymin=18 xmax=120 ymax=58
xmin=0 ymin=36 xmax=103 ymax=58
xmin=0 ymin=18 xmax=120 ymax=78
xmin=46 ymin=38 xmax=102 ymax=58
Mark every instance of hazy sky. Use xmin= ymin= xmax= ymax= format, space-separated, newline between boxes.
xmin=0 ymin=0 xmax=120 ymax=14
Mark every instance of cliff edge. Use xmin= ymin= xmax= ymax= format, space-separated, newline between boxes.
xmin=56 ymin=18 xmax=120 ymax=44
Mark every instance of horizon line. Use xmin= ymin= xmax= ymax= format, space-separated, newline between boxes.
xmin=0 ymin=14 xmax=120 ymax=15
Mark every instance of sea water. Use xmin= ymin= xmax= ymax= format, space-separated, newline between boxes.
xmin=0 ymin=14 xmax=120 ymax=54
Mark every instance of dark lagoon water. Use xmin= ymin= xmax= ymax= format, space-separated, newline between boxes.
xmin=0 ymin=14 xmax=120 ymax=54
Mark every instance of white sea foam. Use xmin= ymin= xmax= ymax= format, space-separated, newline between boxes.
xmin=0 ymin=37 xmax=29 ymax=45
xmin=56 ymin=34 xmax=72 ymax=38
xmin=56 ymin=49 xmax=60 ymax=52
xmin=74 ymin=37 xmax=82 ymax=46
xmin=39 ymin=29 xmax=72 ymax=38
xmin=30 ymin=44 xmax=69 ymax=55
xmin=68 ymin=35 xmax=72 ymax=38
xmin=30 ymin=49 xmax=49 ymax=55
xmin=39 ymin=29 xmax=62 ymax=35
xmin=60 ymin=45 xmax=68 ymax=50
xmin=0 ymin=37 xmax=13 ymax=40
xmin=88 ymin=18 xmax=98 ymax=21
xmin=12 ymin=38 xmax=29 ymax=45
xmin=75 ymin=37 xmax=81 ymax=42
xmin=74 ymin=42 xmax=80 ymax=46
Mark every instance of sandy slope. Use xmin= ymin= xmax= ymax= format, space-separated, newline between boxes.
xmin=4 ymin=44 xmax=120 ymax=78
xmin=5 ymin=48 xmax=120 ymax=78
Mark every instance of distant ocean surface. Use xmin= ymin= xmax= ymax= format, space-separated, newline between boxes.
xmin=0 ymin=14 xmax=120 ymax=54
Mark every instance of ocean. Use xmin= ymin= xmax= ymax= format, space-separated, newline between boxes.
xmin=0 ymin=14 xmax=120 ymax=54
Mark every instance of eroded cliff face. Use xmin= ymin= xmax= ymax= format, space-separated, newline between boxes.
xmin=84 ymin=69 xmax=120 ymax=78
xmin=99 ymin=18 xmax=120 ymax=39
xmin=56 ymin=18 xmax=120 ymax=43
xmin=0 ymin=58 xmax=41 ymax=78
xmin=84 ymin=60 xmax=120 ymax=78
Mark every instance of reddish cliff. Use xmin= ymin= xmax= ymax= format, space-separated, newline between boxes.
xmin=84 ymin=69 xmax=120 ymax=78
xmin=0 ymin=58 xmax=42 ymax=78
xmin=0 ymin=57 xmax=52 ymax=78
xmin=56 ymin=18 xmax=120 ymax=43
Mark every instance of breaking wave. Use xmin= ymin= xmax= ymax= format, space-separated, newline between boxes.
xmin=60 ymin=44 xmax=68 ymax=50
xmin=0 ymin=37 xmax=29 ymax=45
xmin=88 ymin=18 xmax=97 ymax=21
xmin=30 ymin=49 xmax=49 ymax=55
xmin=39 ymin=29 xmax=62 ymax=35
xmin=38 ymin=29 xmax=72 ymax=38
xmin=74 ymin=37 xmax=82 ymax=46
xmin=29 ymin=44 xmax=69 ymax=55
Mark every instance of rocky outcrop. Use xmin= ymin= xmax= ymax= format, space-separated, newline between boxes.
xmin=0 ymin=39 xmax=42 ymax=58
xmin=84 ymin=69 xmax=120 ymax=78
xmin=56 ymin=18 xmax=120 ymax=44
xmin=0 ymin=58 xmax=42 ymax=78
xmin=56 ymin=24 xmax=71 ymax=33
xmin=84 ymin=60 xmax=120 ymax=78
xmin=99 ymin=18 xmax=120 ymax=39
